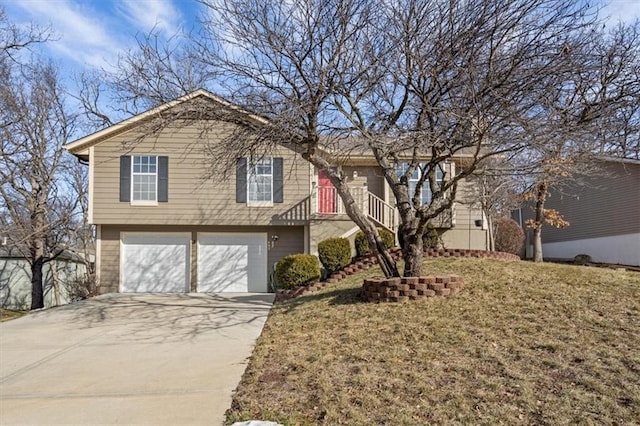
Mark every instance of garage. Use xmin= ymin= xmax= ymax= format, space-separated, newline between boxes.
xmin=120 ymin=233 xmax=191 ymax=292
xmin=197 ymin=233 xmax=268 ymax=293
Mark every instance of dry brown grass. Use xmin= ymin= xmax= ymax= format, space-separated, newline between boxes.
xmin=226 ymin=258 xmax=640 ymax=425
xmin=0 ymin=308 xmax=27 ymax=322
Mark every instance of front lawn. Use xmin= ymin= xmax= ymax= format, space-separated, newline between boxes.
xmin=226 ymin=258 xmax=640 ymax=425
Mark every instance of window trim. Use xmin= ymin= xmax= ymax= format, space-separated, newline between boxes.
xmin=247 ymin=157 xmax=274 ymax=207
xmin=130 ymin=155 xmax=158 ymax=206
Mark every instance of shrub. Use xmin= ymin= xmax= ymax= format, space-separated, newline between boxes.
xmin=355 ymin=228 xmax=395 ymax=257
xmin=318 ymin=237 xmax=352 ymax=272
xmin=494 ymin=217 xmax=524 ymax=255
xmin=64 ymin=273 xmax=98 ymax=302
xmin=274 ymin=254 xmax=321 ymax=289
xmin=423 ymin=223 xmax=440 ymax=249
xmin=574 ymin=254 xmax=592 ymax=265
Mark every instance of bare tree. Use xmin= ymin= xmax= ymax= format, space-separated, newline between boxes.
xmin=466 ymin=158 xmax=524 ymax=251
xmin=0 ymin=6 xmax=50 ymax=62
xmin=0 ymin=58 xmax=76 ymax=309
xmin=191 ymin=0 xmax=630 ymax=276
xmin=81 ymin=0 xmax=638 ymax=277
xmin=516 ymin=19 xmax=640 ymax=262
xmin=75 ymin=28 xmax=211 ymax=129
xmin=595 ymin=21 xmax=640 ymax=159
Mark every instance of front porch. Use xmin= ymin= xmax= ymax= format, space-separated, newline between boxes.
xmin=312 ymin=183 xmax=455 ymax=231
xmin=306 ymin=166 xmax=487 ymax=255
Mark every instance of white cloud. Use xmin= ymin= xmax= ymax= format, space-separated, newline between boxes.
xmin=8 ymin=0 xmax=125 ymax=69
xmin=601 ymin=0 xmax=640 ymax=24
xmin=5 ymin=0 xmax=185 ymax=70
xmin=116 ymin=0 xmax=183 ymax=36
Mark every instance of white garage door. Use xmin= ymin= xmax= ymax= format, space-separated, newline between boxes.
xmin=197 ymin=233 xmax=268 ymax=293
xmin=121 ymin=233 xmax=190 ymax=293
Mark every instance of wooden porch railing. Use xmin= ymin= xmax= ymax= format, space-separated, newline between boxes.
xmin=316 ymin=185 xmax=397 ymax=232
xmin=315 ymin=185 xmax=455 ymax=231
xmin=367 ymin=192 xmax=397 ymax=231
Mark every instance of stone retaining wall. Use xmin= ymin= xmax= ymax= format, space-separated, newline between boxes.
xmin=423 ymin=248 xmax=519 ymax=260
xmin=275 ymin=248 xmax=515 ymax=303
xmin=362 ymin=275 xmax=465 ymax=302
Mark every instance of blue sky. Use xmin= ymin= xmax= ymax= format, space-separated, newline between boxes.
xmin=3 ymin=0 xmax=640 ymax=101
xmin=4 ymin=0 xmax=640 ymax=73
xmin=3 ymin=0 xmax=203 ymax=72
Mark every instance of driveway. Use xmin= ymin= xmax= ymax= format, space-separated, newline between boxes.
xmin=0 ymin=293 xmax=274 ymax=425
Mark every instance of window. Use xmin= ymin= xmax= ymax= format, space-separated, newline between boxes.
xmin=236 ymin=157 xmax=283 ymax=204
xmin=248 ymin=157 xmax=273 ymax=205
xmin=119 ymin=155 xmax=168 ymax=204
xmin=396 ymin=162 xmax=444 ymax=206
xmin=132 ymin=155 xmax=157 ymax=203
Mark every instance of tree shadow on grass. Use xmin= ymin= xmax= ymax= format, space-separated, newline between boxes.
xmin=278 ymin=285 xmax=365 ymax=313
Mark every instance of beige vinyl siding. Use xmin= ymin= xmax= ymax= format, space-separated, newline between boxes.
xmin=98 ymin=225 xmax=304 ymax=294
xmin=99 ymin=226 xmax=120 ymax=294
xmin=342 ymin=166 xmax=385 ymax=199
xmin=442 ymin=204 xmax=488 ymax=250
xmin=524 ymin=162 xmax=640 ymax=243
xmin=452 ymin=177 xmax=484 ymax=227
xmin=441 ymin=177 xmax=488 ymax=250
xmin=309 ymin=218 xmax=360 ymax=255
xmin=91 ymin=121 xmax=311 ymax=226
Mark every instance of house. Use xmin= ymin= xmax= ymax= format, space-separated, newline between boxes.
xmin=514 ymin=157 xmax=640 ymax=266
xmin=64 ymin=90 xmax=488 ymax=294
xmin=0 ymin=246 xmax=90 ymax=309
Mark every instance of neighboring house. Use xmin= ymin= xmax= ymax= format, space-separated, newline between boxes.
xmin=0 ymin=247 xmax=90 ymax=309
xmin=65 ymin=89 xmax=488 ymax=294
xmin=514 ymin=157 xmax=640 ymax=266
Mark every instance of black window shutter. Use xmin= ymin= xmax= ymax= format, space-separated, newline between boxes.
xmin=158 ymin=156 xmax=169 ymax=202
xmin=119 ymin=156 xmax=131 ymax=202
xmin=236 ymin=157 xmax=247 ymax=203
xmin=273 ymin=157 xmax=283 ymax=203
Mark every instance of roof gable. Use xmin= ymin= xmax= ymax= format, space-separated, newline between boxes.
xmin=65 ymin=89 xmax=268 ymax=157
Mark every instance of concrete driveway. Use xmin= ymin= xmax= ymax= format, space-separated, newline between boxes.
xmin=0 ymin=293 xmax=273 ymax=425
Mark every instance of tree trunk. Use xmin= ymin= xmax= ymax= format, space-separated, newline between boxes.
xmin=30 ymin=256 xmax=45 ymax=310
xmin=307 ymin=154 xmax=400 ymax=278
xmin=333 ymin=182 xmax=399 ymax=277
xmin=401 ymin=230 xmax=424 ymax=277
xmin=50 ymin=260 xmax=61 ymax=306
xmin=30 ymin=204 xmax=47 ymax=310
xmin=487 ymin=213 xmax=495 ymax=251
xmin=533 ymin=183 xmax=547 ymax=263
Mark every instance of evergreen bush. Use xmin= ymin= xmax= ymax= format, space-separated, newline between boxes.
xmin=494 ymin=217 xmax=524 ymax=255
xmin=274 ymin=254 xmax=321 ymax=289
xmin=354 ymin=228 xmax=395 ymax=257
xmin=318 ymin=237 xmax=352 ymax=272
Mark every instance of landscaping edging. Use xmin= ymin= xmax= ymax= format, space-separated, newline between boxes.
xmin=274 ymin=248 xmax=518 ymax=303
xmin=423 ymin=248 xmax=520 ymax=260
xmin=274 ymin=255 xmax=384 ymax=302
xmin=362 ymin=275 xmax=465 ymax=302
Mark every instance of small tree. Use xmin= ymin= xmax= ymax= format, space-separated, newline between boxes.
xmin=518 ymin=21 xmax=640 ymax=263
xmin=525 ymin=190 xmax=570 ymax=262
xmin=0 ymin=57 xmax=77 ymax=309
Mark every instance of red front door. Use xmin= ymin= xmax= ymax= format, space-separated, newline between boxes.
xmin=318 ymin=170 xmax=336 ymax=213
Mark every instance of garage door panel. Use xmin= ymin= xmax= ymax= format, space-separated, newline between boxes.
xmin=121 ymin=234 xmax=190 ymax=293
xmin=198 ymin=233 xmax=267 ymax=293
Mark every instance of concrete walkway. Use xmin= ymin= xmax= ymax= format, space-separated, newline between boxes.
xmin=0 ymin=293 xmax=274 ymax=425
